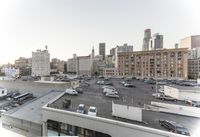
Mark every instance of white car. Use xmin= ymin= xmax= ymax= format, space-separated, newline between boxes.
xmin=105 ymin=92 xmax=119 ymax=98
xmin=0 ymin=109 xmax=6 ymax=116
xmin=76 ymin=104 xmax=85 ymax=114
xmin=103 ymin=88 xmax=118 ymax=94
xmin=65 ymin=89 xmax=78 ymax=95
xmin=152 ymin=92 xmax=164 ymax=98
xmin=97 ymin=80 xmax=104 ymax=85
xmin=102 ymin=86 xmax=116 ymax=91
xmin=88 ymin=106 xmax=97 ymax=116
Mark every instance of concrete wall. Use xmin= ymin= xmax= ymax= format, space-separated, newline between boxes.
xmin=42 ymin=106 xmax=181 ymax=137
xmin=112 ymin=102 xmax=142 ymax=122
xmin=1 ymin=115 xmax=42 ymax=137
xmin=151 ymin=101 xmax=200 ymax=118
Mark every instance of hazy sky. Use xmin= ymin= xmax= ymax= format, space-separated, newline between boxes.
xmin=0 ymin=0 xmax=200 ymax=64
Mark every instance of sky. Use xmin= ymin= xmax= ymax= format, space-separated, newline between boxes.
xmin=0 ymin=0 xmax=200 ymax=64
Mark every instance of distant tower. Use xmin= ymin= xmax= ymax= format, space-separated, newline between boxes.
xmin=90 ymin=47 xmax=95 ymax=76
xmin=92 ymin=46 xmax=95 ymax=59
xmin=45 ymin=45 xmax=48 ymax=50
xmin=99 ymin=43 xmax=106 ymax=60
xmin=142 ymin=29 xmax=151 ymax=51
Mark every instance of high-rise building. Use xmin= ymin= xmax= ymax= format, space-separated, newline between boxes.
xmin=180 ymin=35 xmax=200 ymax=49
xmin=67 ymin=54 xmax=78 ymax=74
xmin=118 ymin=48 xmax=188 ymax=80
xmin=142 ymin=29 xmax=151 ymax=51
xmin=32 ymin=46 xmax=50 ymax=76
xmin=99 ymin=43 xmax=106 ymax=60
xmin=149 ymin=33 xmax=163 ymax=50
xmin=77 ymin=56 xmax=91 ymax=76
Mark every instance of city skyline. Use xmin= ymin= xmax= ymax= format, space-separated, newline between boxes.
xmin=0 ymin=0 xmax=200 ymax=64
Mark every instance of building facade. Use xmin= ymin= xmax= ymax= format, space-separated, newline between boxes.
xmin=99 ymin=43 xmax=106 ymax=60
xmin=67 ymin=54 xmax=78 ymax=74
xmin=15 ymin=57 xmax=31 ymax=76
xmin=103 ymin=67 xmax=118 ymax=78
xmin=15 ymin=57 xmax=28 ymax=68
xmin=32 ymin=47 xmax=50 ymax=76
xmin=188 ymin=58 xmax=200 ymax=79
xmin=77 ymin=56 xmax=91 ymax=76
xmin=110 ymin=43 xmax=134 ymax=68
xmin=189 ymin=48 xmax=200 ymax=59
xmin=142 ymin=29 xmax=151 ymax=51
xmin=50 ymin=58 xmax=65 ymax=74
xmin=1 ymin=67 xmax=19 ymax=79
xmin=180 ymin=35 xmax=200 ymax=49
xmin=118 ymin=48 xmax=188 ymax=80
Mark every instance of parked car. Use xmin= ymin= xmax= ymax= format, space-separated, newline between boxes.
xmin=102 ymin=86 xmax=116 ymax=91
xmin=65 ymin=89 xmax=78 ymax=95
xmin=120 ymin=81 xmax=126 ymax=85
xmin=152 ymin=92 xmax=164 ymax=97
xmin=154 ymin=94 xmax=177 ymax=101
xmin=88 ymin=106 xmax=97 ymax=116
xmin=75 ymin=87 xmax=83 ymax=94
xmin=104 ymin=82 xmax=113 ymax=86
xmin=124 ymin=83 xmax=136 ymax=88
xmin=158 ymin=81 xmax=167 ymax=85
xmin=0 ymin=109 xmax=6 ymax=117
xmin=105 ymin=92 xmax=119 ymax=98
xmin=76 ymin=104 xmax=85 ymax=114
xmin=192 ymin=101 xmax=200 ymax=107
xmin=80 ymin=83 xmax=90 ymax=87
xmin=103 ymin=88 xmax=118 ymax=94
xmin=159 ymin=120 xmax=190 ymax=136
xmin=97 ymin=80 xmax=104 ymax=85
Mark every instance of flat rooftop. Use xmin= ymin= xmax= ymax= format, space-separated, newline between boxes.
xmin=5 ymin=90 xmax=62 ymax=124
xmin=48 ymin=78 xmax=200 ymax=136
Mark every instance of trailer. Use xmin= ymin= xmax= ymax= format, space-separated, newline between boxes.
xmin=0 ymin=87 xmax=7 ymax=99
xmin=164 ymin=85 xmax=200 ymax=101
xmin=112 ymin=101 xmax=142 ymax=122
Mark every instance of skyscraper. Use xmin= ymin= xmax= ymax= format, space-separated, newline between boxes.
xmin=149 ymin=33 xmax=163 ymax=50
xmin=142 ymin=29 xmax=151 ymax=51
xmin=99 ymin=43 xmax=106 ymax=60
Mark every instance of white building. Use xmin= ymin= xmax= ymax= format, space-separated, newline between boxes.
xmin=1 ymin=67 xmax=19 ymax=79
xmin=77 ymin=56 xmax=91 ymax=76
xmin=67 ymin=54 xmax=78 ymax=74
xmin=32 ymin=47 xmax=50 ymax=76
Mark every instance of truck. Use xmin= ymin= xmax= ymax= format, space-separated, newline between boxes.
xmin=0 ymin=87 xmax=8 ymax=100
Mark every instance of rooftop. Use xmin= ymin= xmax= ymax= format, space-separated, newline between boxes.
xmin=5 ymin=90 xmax=61 ymax=124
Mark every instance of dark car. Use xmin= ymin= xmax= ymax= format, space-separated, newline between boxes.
xmin=124 ymin=83 xmax=136 ymax=88
xmin=159 ymin=120 xmax=190 ymax=136
xmin=75 ymin=87 xmax=83 ymax=94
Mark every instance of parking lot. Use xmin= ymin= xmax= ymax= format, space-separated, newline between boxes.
xmin=50 ymin=77 xmax=200 ymax=136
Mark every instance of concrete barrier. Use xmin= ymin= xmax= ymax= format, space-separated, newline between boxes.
xmin=151 ymin=101 xmax=200 ymax=118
